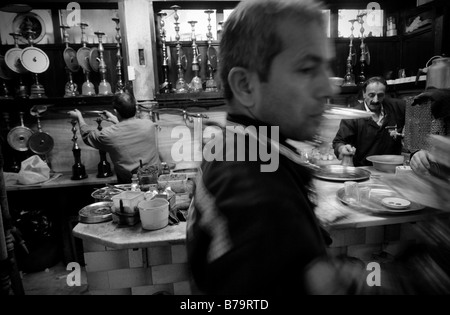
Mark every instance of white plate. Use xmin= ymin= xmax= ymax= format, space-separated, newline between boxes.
xmin=382 ymin=197 xmax=411 ymax=210
xmin=336 ymin=183 xmax=424 ymax=215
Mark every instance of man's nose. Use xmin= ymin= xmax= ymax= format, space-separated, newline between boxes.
xmin=373 ymin=95 xmax=379 ymax=103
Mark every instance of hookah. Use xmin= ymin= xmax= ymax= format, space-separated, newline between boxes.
xmin=95 ymin=117 xmax=113 ymax=178
xmin=187 ymin=20 xmax=203 ymax=92
xmin=157 ymin=11 xmax=172 ymax=94
xmin=70 ymin=119 xmax=88 ymax=180
xmin=6 ymin=33 xmax=28 ymax=98
xmin=171 ymin=5 xmax=188 ymax=93
xmin=61 ymin=25 xmax=79 ymax=97
xmin=342 ymin=19 xmax=358 ymax=87
xmin=0 ymin=59 xmax=13 ymax=99
xmin=77 ymin=23 xmax=96 ymax=96
xmin=357 ymin=12 xmax=370 ymax=86
xmin=94 ymin=31 xmax=113 ymax=95
xmin=24 ymin=26 xmax=47 ymax=99
xmin=112 ymin=17 xmax=125 ymax=94
xmin=204 ymin=10 xmax=218 ymax=92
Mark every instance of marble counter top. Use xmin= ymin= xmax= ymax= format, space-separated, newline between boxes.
xmin=73 ymin=167 xmax=438 ymax=249
xmin=6 ymin=172 xmax=118 ymax=191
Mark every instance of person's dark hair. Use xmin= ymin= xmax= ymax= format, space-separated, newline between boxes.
xmin=113 ymin=91 xmax=136 ymax=119
xmin=219 ymin=0 xmax=325 ymax=101
xmin=362 ymin=76 xmax=387 ymax=92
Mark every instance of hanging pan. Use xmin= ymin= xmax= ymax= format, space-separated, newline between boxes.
xmin=63 ymin=46 xmax=80 ymax=72
xmin=76 ymin=46 xmax=92 ymax=72
xmin=5 ymin=46 xmax=27 ymax=74
xmin=7 ymin=112 xmax=34 ymax=151
xmin=28 ymin=108 xmax=54 ymax=155
xmin=20 ymin=46 xmax=50 ymax=74
xmin=89 ymin=47 xmax=99 ymax=72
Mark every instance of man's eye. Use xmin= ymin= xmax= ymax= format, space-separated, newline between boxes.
xmin=299 ymin=67 xmax=315 ymax=74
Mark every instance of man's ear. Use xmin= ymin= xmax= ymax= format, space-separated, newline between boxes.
xmin=227 ymin=67 xmax=258 ymax=108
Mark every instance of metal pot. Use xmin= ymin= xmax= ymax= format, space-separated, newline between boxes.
xmin=416 ymin=56 xmax=450 ymax=89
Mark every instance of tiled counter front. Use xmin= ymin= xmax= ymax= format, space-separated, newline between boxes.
xmin=82 ymin=240 xmax=191 ymax=295
xmin=79 ymin=221 xmax=422 ymax=295
xmin=326 ymin=223 xmax=419 ymax=262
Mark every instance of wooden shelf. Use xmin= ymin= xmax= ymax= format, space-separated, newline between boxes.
xmin=155 ymin=91 xmax=225 ymax=108
xmin=0 ymin=95 xmax=115 ymax=112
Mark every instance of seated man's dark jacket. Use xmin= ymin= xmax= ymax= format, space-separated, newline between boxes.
xmin=332 ymin=97 xmax=406 ymax=166
xmin=187 ymin=115 xmax=328 ymax=295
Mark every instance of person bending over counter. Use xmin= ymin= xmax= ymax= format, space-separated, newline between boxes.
xmin=332 ymin=77 xmax=406 ymax=166
xmin=68 ymin=91 xmax=160 ymax=183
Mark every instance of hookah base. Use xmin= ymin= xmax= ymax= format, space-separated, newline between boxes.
xmin=71 ymin=174 xmax=88 ymax=180
xmin=97 ymin=171 xmax=113 ymax=178
xmin=72 ymin=165 xmax=88 ymax=180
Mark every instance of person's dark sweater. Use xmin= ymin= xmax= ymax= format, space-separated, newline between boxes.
xmin=332 ymin=97 xmax=406 ymax=166
xmin=187 ymin=115 xmax=328 ymax=295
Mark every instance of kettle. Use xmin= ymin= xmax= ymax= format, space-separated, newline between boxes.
xmin=416 ymin=55 xmax=450 ymax=89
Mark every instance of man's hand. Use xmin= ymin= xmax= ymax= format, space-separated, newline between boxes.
xmin=101 ymin=110 xmax=119 ymax=124
xmin=410 ymin=150 xmax=436 ymax=175
xmin=68 ymin=109 xmax=82 ymax=120
xmin=338 ymin=144 xmax=356 ymax=160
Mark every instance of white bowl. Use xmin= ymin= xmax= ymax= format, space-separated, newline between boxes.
xmin=138 ymin=198 xmax=169 ymax=230
xmin=366 ymin=155 xmax=404 ymax=173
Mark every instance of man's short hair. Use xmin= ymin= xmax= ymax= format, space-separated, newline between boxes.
xmin=219 ymin=0 xmax=325 ymax=101
xmin=113 ymin=92 xmax=136 ymax=119
xmin=362 ymin=76 xmax=388 ymax=92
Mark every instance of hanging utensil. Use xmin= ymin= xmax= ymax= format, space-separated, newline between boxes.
xmin=61 ymin=25 xmax=80 ymax=73
xmin=5 ymin=33 xmax=28 ymax=74
xmin=28 ymin=108 xmax=54 ymax=155
xmin=7 ymin=112 xmax=34 ymax=151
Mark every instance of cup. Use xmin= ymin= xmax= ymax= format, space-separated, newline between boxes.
xmin=138 ymin=198 xmax=169 ymax=230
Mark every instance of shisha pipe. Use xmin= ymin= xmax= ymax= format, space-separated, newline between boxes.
xmin=24 ymin=26 xmax=46 ymax=98
xmin=61 ymin=25 xmax=79 ymax=97
xmin=78 ymin=23 xmax=95 ymax=96
xmin=171 ymin=5 xmax=188 ymax=93
xmin=94 ymin=31 xmax=113 ymax=95
xmin=204 ymin=9 xmax=218 ymax=92
xmin=357 ymin=12 xmax=370 ymax=86
xmin=157 ymin=11 xmax=172 ymax=94
xmin=70 ymin=119 xmax=88 ymax=180
xmin=188 ymin=20 xmax=202 ymax=92
xmin=95 ymin=117 xmax=113 ymax=178
xmin=343 ymin=19 xmax=358 ymax=87
xmin=112 ymin=17 xmax=125 ymax=94
xmin=8 ymin=33 xmax=28 ymax=98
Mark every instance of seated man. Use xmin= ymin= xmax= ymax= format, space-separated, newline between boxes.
xmin=332 ymin=76 xmax=406 ymax=166
xmin=68 ymin=91 xmax=160 ymax=183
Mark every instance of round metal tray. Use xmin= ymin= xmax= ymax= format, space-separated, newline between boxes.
xmin=336 ymin=183 xmax=425 ymax=215
xmin=79 ymin=201 xmax=113 ymax=224
xmin=314 ymin=165 xmax=371 ymax=182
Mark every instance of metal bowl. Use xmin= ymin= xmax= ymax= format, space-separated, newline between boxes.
xmin=79 ymin=201 xmax=113 ymax=224
xmin=91 ymin=185 xmax=130 ymax=202
xmin=366 ymin=155 xmax=404 ymax=173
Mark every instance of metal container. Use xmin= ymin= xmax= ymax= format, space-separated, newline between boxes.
xmin=426 ymin=57 xmax=450 ymax=89
xmin=78 ymin=202 xmax=113 ymax=224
